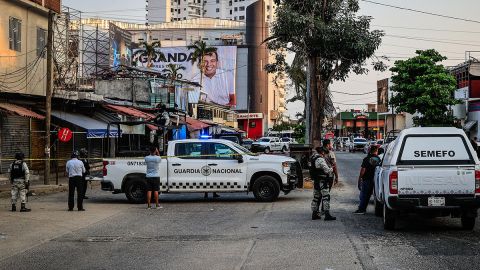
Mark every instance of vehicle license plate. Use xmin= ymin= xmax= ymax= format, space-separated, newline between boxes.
xmin=428 ymin=197 xmax=445 ymax=207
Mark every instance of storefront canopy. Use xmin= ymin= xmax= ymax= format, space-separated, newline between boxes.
xmin=0 ymin=103 xmax=45 ymax=120
xmin=103 ymin=104 xmax=155 ymax=120
xmin=51 ymin=111 xmax=119 ymax=138
xmin=186 ymin=117 xmax=211 ymax=132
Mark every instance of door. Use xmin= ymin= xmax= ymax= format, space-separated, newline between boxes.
xmin=272 ymin=137 xmax=280 ymax=151
xmin=167 ymin=142 xmax=207 ymax=192
xmin=205 ymin=142 xmax=247 ymax=191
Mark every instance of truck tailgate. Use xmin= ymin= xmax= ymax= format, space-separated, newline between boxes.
xmin=398 ymin=168 xmax=475 ymax=195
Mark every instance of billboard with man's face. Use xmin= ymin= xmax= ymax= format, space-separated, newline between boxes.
xmin=132 ymin=46 xmax=237 ymax=107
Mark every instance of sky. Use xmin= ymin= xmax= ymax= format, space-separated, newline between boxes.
xmin=63 ymin=0 xmax=480 ymax=118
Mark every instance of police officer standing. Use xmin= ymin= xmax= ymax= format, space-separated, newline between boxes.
xmin=10 ymin=152 xmax=31 ymax=212
xmin=66 ymin=151 xmax=86 ymax=211
xmin=79 ymin=149 xmax=90 ymax=200
xmin=310 ymin=147 xmax=336 ymax=221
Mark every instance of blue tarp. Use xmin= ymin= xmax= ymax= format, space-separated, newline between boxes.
xmin=51 ymin=111 xmax=119 ymax=138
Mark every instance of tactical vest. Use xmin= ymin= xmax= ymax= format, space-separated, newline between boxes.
xmin=10 ymin=161 xmax=25 ymax=180
xmin=309 ymin=156 xmax=327 ymax=180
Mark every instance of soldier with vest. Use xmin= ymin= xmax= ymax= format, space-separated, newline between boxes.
xmin=79 ymin=148 xmax=90 ymax=200
xmin=10 ymin=152 xmax=31 ymax=212
xmin=310 ymin=147 xmax=336 ymax=221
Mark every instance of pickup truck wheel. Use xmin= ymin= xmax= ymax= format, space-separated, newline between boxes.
xmin=374 ymin=196 xmax=383 ymax=217
xmin=125 ymin=179 xmax=147 ymax=204
xmin=383 ymin=203 xmax=396 ymax=230
xmin=252 ymin=176 xmax=280 ymax=202
xmin=461 ymin=216 xmax=475 ymax=230
xmin=264 ymin=147 xmax=271 ymax=154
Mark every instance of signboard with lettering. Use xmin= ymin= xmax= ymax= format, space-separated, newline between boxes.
xmin=237 ymin=113 xmax=263 ymax=120
xmin=58 ymin=127 xmax=72 ymax=142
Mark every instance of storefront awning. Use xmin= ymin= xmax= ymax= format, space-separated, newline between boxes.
xmin=51 ymin=111 xmax=119 ymax=138
xmin=103 ymin=104 xmax=155 ymax=120
xmin=186 ymin=117 xmax=211 ymax=132
xmin=0 ymin=103 xmax=45 ymax=120
xmin=463 ymin=120 xmax=477 ymax=131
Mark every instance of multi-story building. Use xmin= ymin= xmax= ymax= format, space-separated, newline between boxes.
xmin=146 ymin=0 xmax=276 ymax=24
xmin=0 ymin=0 xmax=61 ymax=174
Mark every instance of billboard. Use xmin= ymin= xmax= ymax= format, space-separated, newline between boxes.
xmin=133 ymin=46 xmax=237 ymax=107
xmin=377 ymin=78 xmax=389 ymax=113
xmin=109 ymin=23 xmax=132 ymax=67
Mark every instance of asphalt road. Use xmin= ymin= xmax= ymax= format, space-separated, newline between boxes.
xmin=1 ymin=152 xmax=480 ymax=270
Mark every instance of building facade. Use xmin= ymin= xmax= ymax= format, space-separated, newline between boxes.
xmin=146 ymin=0 xmax=276 ymax=24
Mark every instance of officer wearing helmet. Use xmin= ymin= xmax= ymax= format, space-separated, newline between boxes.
xmin=66 ymin=150 xmax=86 ymax=211
xmin=79 ymin=148 xmax=90 ymax=200
xmin=10 ymin=152 xmax=31 ymax=212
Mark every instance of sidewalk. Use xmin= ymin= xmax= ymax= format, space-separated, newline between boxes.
xmin=0 ymin=174 xmax=70 ymax=199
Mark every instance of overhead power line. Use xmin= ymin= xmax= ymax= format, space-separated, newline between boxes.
xmin=361 ymin=0 xmax=480 ymax=24
xmin=331 ymin=90 xmax=376 ymax=95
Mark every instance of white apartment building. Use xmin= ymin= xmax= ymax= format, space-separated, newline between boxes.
xmin=146 ymin=0 xmax=276 ymax=24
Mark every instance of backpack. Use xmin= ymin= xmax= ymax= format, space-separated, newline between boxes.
xmin=309 ymin=155 xmax=326 ymax=180
xmin=10 ymin=161 xmax=25 ymax=181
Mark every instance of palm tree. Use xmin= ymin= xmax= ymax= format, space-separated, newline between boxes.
xmin=133 ymin=41 xmax=164 ymax=68
xmin=162 ymin=63 xmax=186 ymax=84
xmin=187 ymin=40 xmax=217 ymax=86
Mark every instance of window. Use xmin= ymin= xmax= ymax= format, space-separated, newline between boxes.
xmin=202 ymin=37 xmax=208 ymax=40
xmin=175 ymin=143 xmax=205 ymax=159
xmin=216 ymin=0 xmax=220 ymax=3
xmin=209 ymin=143 xmax=238 ymax=160
xmin=230 ymin=10 xmax=232 ymax=14
xmin=216 ymin=8 xmax=220 ymax=12
xmin=239 ymin=15 xmax=245 ymax=20
xmin=267 ymin=5 xmax=270 ymax=10
xmin=36 ymin=28 xmax=46 ymax=57
xmin=9 ymin=17 xmax=21 ymax=52
xmin=239 ymin=6 xmax=245 ymax=11
xmin=234 ymin=7 xmax=238 ymax=11
xmin=177 ymin=38 xmax=184 ymax=40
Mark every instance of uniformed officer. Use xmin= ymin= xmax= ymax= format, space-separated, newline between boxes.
xmin=79 ymin=148 xmax=90 ymax=200
xmin=310 ymin=147 xmax=336 ymax=221
xmin=10 ymin=152 xmax=31 ymax=212
xmin=66 ymin=151 xmax=86 ymax=211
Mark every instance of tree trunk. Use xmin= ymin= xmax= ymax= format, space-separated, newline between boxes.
xmin=309 ymin=56 xmax=326 ymax=148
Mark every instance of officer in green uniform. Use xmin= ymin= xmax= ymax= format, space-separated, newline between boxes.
xmin=10 ymin=152 xmax=31 ymax=212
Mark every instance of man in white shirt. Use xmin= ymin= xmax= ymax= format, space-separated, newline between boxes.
xmin=66 ymin=151 xmax=86 ymax=211
xmin=196 ymin=52 xmax=235 ymax=106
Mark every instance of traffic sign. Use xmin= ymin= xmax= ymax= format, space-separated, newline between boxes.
xmin=58 ymin=127 xmax=73 ymax=142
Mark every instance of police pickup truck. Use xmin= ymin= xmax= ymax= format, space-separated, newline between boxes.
xmin=100 ymin=139 xmax=300 ymax=203
xmin=373 ymin=127 xmax=480 ymax=230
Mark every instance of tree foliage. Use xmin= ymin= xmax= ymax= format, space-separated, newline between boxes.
xmin=389 ymin=49 xmax=459 ymax=127
xmin=132 ymin=41 xmax=164 ymax=67
xmin=267 ymin=0 xmax=385 ymax=146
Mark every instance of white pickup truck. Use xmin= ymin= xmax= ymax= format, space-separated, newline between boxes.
xmin=373 ymin=127 xmax=480 ymax=230
xmin=100 ymin=139 xmax=301 ymax=203
xmin=251 ymin=137 xmax=289 ymax=153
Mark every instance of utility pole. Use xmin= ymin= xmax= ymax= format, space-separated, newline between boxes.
xmin=44 ymin=10 xmax=54 ymax=185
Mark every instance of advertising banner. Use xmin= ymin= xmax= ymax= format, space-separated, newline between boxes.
xmin=133 ymin=46 xmax=237 ymax=107
xmin=109 ymin=23 xmax=132 ymax=67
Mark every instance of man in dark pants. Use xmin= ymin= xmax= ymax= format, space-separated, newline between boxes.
xmin=66 ymin=151 xmax=86 ymax=211
xmin=79 ymin=149 xmax=90 ymax=199
xmin=354 ymin=146 xmax=381 ymax=214
xmin=145 ymin=146 xmax=161 ymax=209
xmin=310 ymin=147 xmax=336 ymax=221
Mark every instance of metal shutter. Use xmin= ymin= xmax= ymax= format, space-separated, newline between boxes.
xmin=0 ymin=116 xmax=30 ymax=173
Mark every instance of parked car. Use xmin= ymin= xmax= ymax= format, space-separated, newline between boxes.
xmin=242 ymin=139 xmax=254 ymax=150
xmin=251 ymin=137 xmax=289 ymax=153
xmin=373 ymin=127 xmax=480 ymax=230
xmin=364 ymin=139 xmax=384 ymax=154
xmin=349 ymin=138 xmax=368 ymax=152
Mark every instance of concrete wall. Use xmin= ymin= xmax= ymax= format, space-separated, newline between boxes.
xmin=95 ymin=79 xmax=150 ymax=103
xmin=147 ymin=0 xmax=170 ymax=24
xmin=0 ymin=0 xmax=49 ymax=96
xmin=235 ymin=47 xmax=248 ymax=111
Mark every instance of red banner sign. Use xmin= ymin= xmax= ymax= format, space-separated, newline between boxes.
xmin=58 ymin=127 xmax=73 ymax=142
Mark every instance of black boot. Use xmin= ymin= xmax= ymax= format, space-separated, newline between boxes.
xmin=20 ymin=203 xmax=31 ymax=212
xmin=11 ymin=204 xmax=16 ymax=212
xmin=324 ymin=211 xmax=336 ymax=221
xmin=312 ymin=211 xmax=321 ymax=220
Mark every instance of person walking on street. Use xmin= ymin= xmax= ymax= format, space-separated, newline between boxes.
xmin=354 ymin=146 xmax=381 ymax=214
xmin=145 ymin=145 xmax=162 ymax=209
xmin=79 ymin=148 xmax=90 ymax=200
xmin=10 ymin=152 xmax=31 ymax=212
xmin=310 ymin=147 xmax=336 ymax=221
xmin=66 ymin=151 xmax=86 ymax=211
